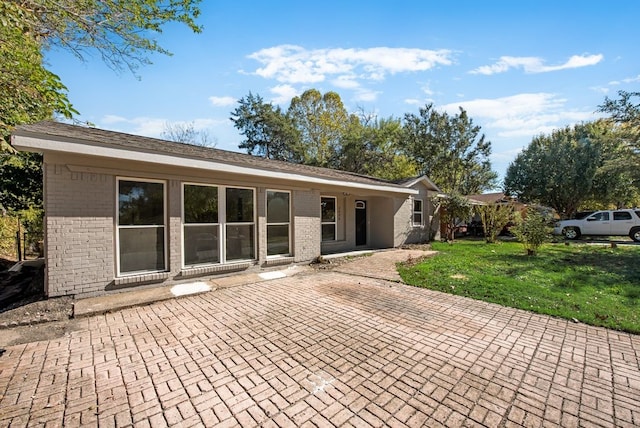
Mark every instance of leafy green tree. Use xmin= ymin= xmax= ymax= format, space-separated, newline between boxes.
xmin=14 ymin=0 xmax=202 ymax=73
xmin=230 ymin=93 xmax=302 ymax=162
xmin=476 ymin=203 xmax=515 ymax=244
xmin=433 ymin=193 xmax=473 ymax=242
xmin=338 ymin=113 xmax=418 ymax=180
xmin=0 ymin=1 xmax=76 ymax=144
xmin=402 ymin=104 xmax=497 ymax=194
xmin=287 ymin=89 xmax=350 ymax=168
xmin=511 ymin=207 xmax=551 ymax=256
xmin=504 ymin=122 xmax=604 ymax=218
xmin=597 ymin=90 xmax=640 ymax=200
xmin=598 ymin=90 xmax=640 ymax=140
xmin=0 ymin=0 xmax=202 ymax=245
xmin=589 ymin=124 xmax=640 ymax=208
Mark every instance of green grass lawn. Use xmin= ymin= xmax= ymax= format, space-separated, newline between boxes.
xmin=398 ymin=240 xmax=640 ymax=334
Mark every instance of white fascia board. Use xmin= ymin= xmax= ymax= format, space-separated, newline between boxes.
xmin=13 ymin=134 xmax=417 ymax=195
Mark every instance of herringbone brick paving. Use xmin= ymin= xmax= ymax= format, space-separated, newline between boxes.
xmin=1 ymin=268 xmax=639 ymax=426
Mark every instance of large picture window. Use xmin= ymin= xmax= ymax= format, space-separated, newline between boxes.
xmin=117 ymin=179 xmax=166 ymax=275
xmin=225 ymin=187 xmax=255 ymax=261
xmin=413 ymin=199 xmax=424 ymax=227
xmin=267 ymin=190 xmax=290 ymax=256
xmin=321 ymin=196 xmax=337 ymax=241
xmin=183 ymin=184 xmax=219 ymax=266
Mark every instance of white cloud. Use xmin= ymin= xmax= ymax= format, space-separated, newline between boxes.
xmin=353 ymin=89 xmax=381 ymax=102
xmin=421 ymin=83 xmax=434 ymax=96
xmin=209 ymin=96 xmax=237 ymax=107
xmin=248 ymin=45 xmax=454 ymax=84
xmin=404 ymin=98 xmax=422 ymax=105
xmin=470 ymin=54 xmax=603 ymax=75
xmin=101 ymin=114 xmax=128 ymax=124
xmin=269 ymin=84 xmax=300 ymax=105
xmin=441 ymin=93 xmax=596 ymax=139
xmin=331 ymin=75 xmax=361 ymax=89
xmin=609 ymin=74 xmax=640 ymax=86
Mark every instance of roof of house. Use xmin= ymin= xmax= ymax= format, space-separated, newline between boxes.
xmin=465 ymin=192 xmax=526 ymax=207
xmin=12 ymin=121 xmax=438 ymax=194
xmin=465 ymin=192 xmax=509 ymax=204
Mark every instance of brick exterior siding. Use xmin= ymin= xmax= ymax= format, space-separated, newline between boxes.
xmin=44 ymin=163 xmax=115 ymax=296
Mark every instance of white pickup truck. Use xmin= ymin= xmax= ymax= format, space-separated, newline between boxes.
xmin=553 ymin=209 xmax=640 ymax=242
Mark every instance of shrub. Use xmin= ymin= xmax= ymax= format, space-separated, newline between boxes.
xmin=511 ymin=207 xmax=552 ymax=255
xmin=476 ymin=203 xmax=515 ymax=243
xmin=0 ymin=214 xmax=19 ymax=259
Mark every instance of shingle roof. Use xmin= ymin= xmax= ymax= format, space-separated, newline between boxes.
xmin=465 ymin=192 xmax=507 ymax=204
xmin=13 ymin=121 xmax=410 ymax=190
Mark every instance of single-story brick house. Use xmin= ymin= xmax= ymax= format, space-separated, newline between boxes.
xmin=12 ymin=121 xmax=440 ymax=297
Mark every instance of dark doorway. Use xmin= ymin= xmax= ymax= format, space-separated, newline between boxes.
xmin=355 ymin=200 xmax=367 ymax=246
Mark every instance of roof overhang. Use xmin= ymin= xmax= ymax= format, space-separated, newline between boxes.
xmin=12 ymin=132 xmax=418 ymax=196
xmin=402 ymin=175 xmax=441 ymax=192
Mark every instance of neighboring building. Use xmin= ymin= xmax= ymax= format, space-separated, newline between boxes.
xmin=12 ymin=122 xmax=440 ymax=297
xmin=465 ymin=192 xmax=518 ymax=206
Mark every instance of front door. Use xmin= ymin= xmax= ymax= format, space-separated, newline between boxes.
xmin=355 ymin=200 xmax=367 ymax=246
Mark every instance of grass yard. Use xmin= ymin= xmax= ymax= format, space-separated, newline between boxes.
xmin=398 ymin=240 xmax=640 ymax=334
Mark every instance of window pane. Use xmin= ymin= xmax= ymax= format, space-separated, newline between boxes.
xmin=226 ymin=188 xmax=254 ymax=223
xmin=226 ymin=224 xmax=255 ymax=260
xmin=413 ymin=213 xmax=423 ymax=224
xmin=414 ymin=199 xmax=422 ymax=212
xmin=267 ymin=191 xmax=290 ymax=223
xmin=267 ymin=225 xmax=290 ymax=256
xmin=614 ymin=211 xmax=632 ymax=220
xmin=593 ymin=212 xmax=609 ymax=221
xmin=184 ymin=225 xmax=219 ymax=265
xmin=322 ymin=224 xmax=336 ymax=241
xmin=119 ymin=181 xmax=164 ymax=225
xmin=184 ymin=185 xmax=218 ymax=223
xmin=119 ymin=227 xmax=165 ymax=273
xmin=321 ymin=198 xmax=336 ymax=222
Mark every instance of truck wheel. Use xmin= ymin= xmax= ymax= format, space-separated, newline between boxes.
xmin=563 ymin=227 xmax=581 ymax=240
xmin=630 ymin=228 xmax=640 ymax=243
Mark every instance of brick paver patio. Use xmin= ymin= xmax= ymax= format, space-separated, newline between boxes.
xmin=1 ymin=266 xmax=639 ymax=426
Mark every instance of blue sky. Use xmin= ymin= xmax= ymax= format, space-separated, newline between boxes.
xmin=46 ymin=1 xmax=640 ymax=183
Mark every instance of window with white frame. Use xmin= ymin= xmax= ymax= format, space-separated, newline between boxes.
xmin=267 ymin=190 xmax=291 ymax=256
xmin=413 ymin=198 xmax=424 ymax=226
xmin=225 ymin=187 xmax=255 ymax=261
xmin=321 ymin=196 xmax=337 ymax=241
xmin=117 ymin=178 xmax=166 ymax=275
xmin=183 ymin=184 xmax=219 ymax=266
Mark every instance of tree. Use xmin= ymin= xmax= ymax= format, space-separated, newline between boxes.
xmin=0 ymin=0 xmax=202 ymax=243
xmin=0 ymin=1 xmax=76 ymax=145
xmin=597 ymin=90 xmax=640 ymax=198
xmin=13 ymin=0 xmax=202 ymax=74
xmin=2 ymin=0 xmax=202 ymax=141
xmin=287 ymin=89 xmax=350 ymax=168
xmin=511 ymin=207 xmax=551 ymax=256
xmin=476 ymin=203 xmax=515 ymax=244
xmin=161 ymin=121 xmax=216 ymax=147
xmin=588 ymin=125 xmax=640 ymax=208
xmin=433 ymin=193 xmax=473 ymax=242
xmin=504 ymin=120 xmax=640 ymax=216
xmin=230 ymin=93 xmax=302 ymax=162
xmin=402 ymin=104 xmax=497 ymax=194
xmin=338 ymin=113 xmax=418 ymax=180
xmin=598 ymin=90 xmax=640 ymax=131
